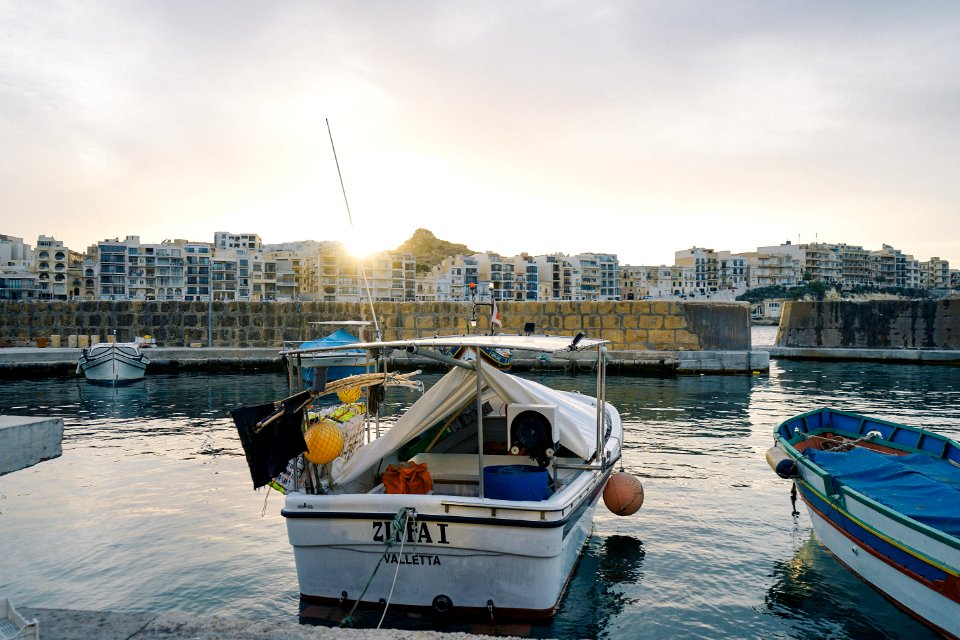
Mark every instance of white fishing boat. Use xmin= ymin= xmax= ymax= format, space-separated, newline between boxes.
xmin=76 ymin=342 xmax=149 ymax=384
xmin=235 ymin=333 xmax=643 ymax=622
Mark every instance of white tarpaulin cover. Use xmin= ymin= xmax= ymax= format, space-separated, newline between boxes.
xmin=330 ymin=361 xmax=603 ymax=488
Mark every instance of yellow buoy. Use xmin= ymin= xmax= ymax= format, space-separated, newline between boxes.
xmin=337 ymin=387 xmax=362 ymax=404
xmin=303 ymin=418 xmax=344 ymax=464
xmin=603 ymin=471 xmax=644 ymax=516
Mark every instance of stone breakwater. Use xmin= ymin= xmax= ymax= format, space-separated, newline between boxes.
xmin=0 ymin=300 xmax=750 ymax=351
xmin=777 ymin=299 xmax=959 ymax=349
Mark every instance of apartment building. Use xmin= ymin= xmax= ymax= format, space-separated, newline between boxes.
xmin=675 ymin=247 xmax=719 ymax=295
xmin=534 ymin=254 xmax=578 ymax=300
xmin=80 ymin=255 xmax=97 ymax=300
xmin=922 ymin=257 xmax=951 ymax=289
xmin=619 ymin=265 xmax=649 ymax=300
xmin=419 ymin=255 xmax=468 ymax=302
xmin=800 ymin=243 xmax=842 ymax=283
xmin=96 ymin=236 xmax=206 ymax=301
xmin=35 ymin=235 xmax=79 ymax=300
xmin=214 ymin=231 xmax=262 ymax=252
xmin=717 ymin=251 xmax=748 ymax=292
xmin=510 ymin=254 xmax=536 ymax=302
xmin=828 ymin=243 xmax=872 ymax=287
xmin=280 ymin=242 xmax=417 ymax=302
xmin=737 ymin=252 xmax=802 ymax=288
xmin=0 ymin=234 xmax=37 ymax=300
xmin=870 ymin=244 xmax=921 ymax=288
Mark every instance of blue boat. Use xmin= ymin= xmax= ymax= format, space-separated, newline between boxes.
xmin=768 ymin=408 xmax=960 ymax=638
xmin=295 ymin=327 xmax=371 ymax=389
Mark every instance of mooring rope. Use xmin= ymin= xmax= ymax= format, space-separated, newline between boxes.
xmin=339 ymin=507 xmax=415 ymax=628
xmin=377 ymin=508 xmax=417 ymax=628
xmin=797 ymin=429 xmax=883 ymax=453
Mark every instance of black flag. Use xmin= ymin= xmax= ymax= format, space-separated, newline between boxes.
xmin=230 ymin=391 xmax=311 ymax=489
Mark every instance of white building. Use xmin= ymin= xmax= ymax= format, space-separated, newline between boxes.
xmin=675 ymin=247 xmax=719 ymax=295
xmin=0 ymin=234 xmax=37 ymax=300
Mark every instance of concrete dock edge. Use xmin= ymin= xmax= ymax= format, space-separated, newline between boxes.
xmin=0 ymin=347 xmax=770 ymax=377
xmin=767 ymin=346 xmax=960 ymax=364
xmin=16 ymin=607 xmax=519 ymax=640
xmin=0 ymin=416 xmax=63 ymax=476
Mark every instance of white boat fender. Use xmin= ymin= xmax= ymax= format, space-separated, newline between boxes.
xmin=603 ymin=471 xmax=644 ymax=516
xmin=765 ymin=446 xmax=798 ymax=479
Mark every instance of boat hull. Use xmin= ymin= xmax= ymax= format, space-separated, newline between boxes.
xmin=284 ymin=469 xmax=609 ymax=617
xmin=774 ymin=408 xmax=960 ymax=639
xmin=799 ymin=484 xmax=960 ymax=638
xmin=77 ymin=344 xmax=149 ymax=384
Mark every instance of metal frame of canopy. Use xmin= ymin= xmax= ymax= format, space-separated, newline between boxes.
xmin=290 ymin=333 xmax=612 ymax=499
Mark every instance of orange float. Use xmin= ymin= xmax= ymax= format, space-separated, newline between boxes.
xmin=603 ymin=471 xmax=644 ymax=516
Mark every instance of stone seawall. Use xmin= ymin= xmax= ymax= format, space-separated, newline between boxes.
xmin=0 ymin=300 xmax=750 ymax=351
xmin=776 ymin=300 xmax=958 ymax=349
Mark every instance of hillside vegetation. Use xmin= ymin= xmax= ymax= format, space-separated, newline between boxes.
xmin=737 ymin=283 xmax=931 ymax=303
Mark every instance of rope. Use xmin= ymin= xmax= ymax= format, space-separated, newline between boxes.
xmin=799 ymin=429 xmax=883 ymax=453
xmin=339 ymin=507 xmax=415 ymax=628
xmin=377 ymin=509 xmax=417 ymax=628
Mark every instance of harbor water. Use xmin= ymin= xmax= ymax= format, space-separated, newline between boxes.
xmin=2 ymin=338 xmax=958 ymax=638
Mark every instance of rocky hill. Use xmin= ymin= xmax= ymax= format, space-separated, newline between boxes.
xmin=395 ymin=228 xmax=474 ymax=273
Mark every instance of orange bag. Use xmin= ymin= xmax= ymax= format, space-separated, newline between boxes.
xmin=382 ymin=461 xmax=433 ymax=494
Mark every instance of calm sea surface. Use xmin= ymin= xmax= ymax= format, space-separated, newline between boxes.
xmin=2 ymin=333 xmax=958 ymax=639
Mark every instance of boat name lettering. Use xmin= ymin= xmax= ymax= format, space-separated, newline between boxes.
xmin=372 ymin=520 xmax=449 ymax=545
xmin=382 ymin=552 xmax=441 ymax=566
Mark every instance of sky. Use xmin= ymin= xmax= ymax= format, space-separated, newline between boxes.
xmin=2 ymin=0 xmax=959 ymax=266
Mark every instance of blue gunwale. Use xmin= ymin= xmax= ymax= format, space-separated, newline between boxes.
xmin=776 ymin=407 xmax=960 ymax=463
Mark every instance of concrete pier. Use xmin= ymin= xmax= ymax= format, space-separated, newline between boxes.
xmin=0 ymin=346 xmax=770 ymax=377
xmin=768 ymin=346 xmax=960 ymax=364
xmin=0 ymin=415 xmax=63 ymax=476
xmin=15 ymin=607 xmax=512 ymax=639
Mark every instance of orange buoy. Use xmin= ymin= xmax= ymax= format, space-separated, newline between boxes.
xmin=303 ymin=418 xmax=344 ymax=464
xmin=603 ymin=471 xmax=644 ymax=516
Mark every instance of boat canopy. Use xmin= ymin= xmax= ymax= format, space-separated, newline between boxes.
xmin=297 ymin=328 xmax=362 ymax=352
xmin=805 ymin=447 xmax=960 ymax=538
xmin=330 ymin=359 xmax=607 ymax=489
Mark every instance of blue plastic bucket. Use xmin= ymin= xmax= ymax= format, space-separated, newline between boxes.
xmin=483 ymin=465 xmax=549 ymax=501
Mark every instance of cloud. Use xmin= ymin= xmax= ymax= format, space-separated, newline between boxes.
xmin=1 ymin=0 xmax=958 ymax=266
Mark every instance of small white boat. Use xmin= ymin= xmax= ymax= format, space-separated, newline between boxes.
xmin=76 ymin=342 xmax=149 ymax=384
xmin=768 ymin=408 xmax=960 ymax=638
xmin=236 ymin=333 xmax=642 ymax=622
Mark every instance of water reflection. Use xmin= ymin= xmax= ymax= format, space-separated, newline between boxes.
xmin=764 ymin=534 xmax=938 ymax=640
xmin=2 ymin=359 xmax=960 ymax=639
xmin=551 ymin=534 xmax=646 ymax=639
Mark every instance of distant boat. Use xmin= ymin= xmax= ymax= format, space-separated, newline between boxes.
xmin=289 ymin=322 xmax=372 ymax=390
xmin=445 ymin=344 xmax=512 ymax=371
xmin=77 ymin=342 xmax=149 ymax=385
xmin=767 ymin=408 xmax=960 ymax=637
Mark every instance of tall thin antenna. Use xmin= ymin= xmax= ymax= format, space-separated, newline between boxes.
xmin=326 ymin=119 xmax=382 ymax=341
